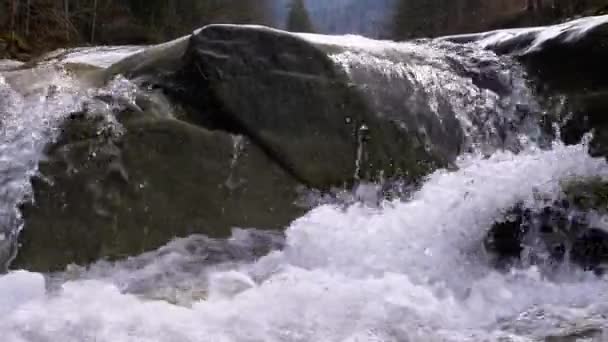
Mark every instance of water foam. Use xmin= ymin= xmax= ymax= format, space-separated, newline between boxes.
xmin=298 ymin=32 xmax=545 ymax=157
xmin=1 ymin=143 xmax=607 ymax=341
xmin=0 ymin=68 xmax=139 ymax=267
xmin=446 ymin=14 xmax=608 ymax=55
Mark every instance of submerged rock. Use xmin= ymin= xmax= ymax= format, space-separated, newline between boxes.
xmin=485 ymin=179 xmax=608 ymax=273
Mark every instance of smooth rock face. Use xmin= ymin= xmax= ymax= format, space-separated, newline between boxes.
xmin=14 ymin=108 xmax=304 ymax=271
xmin=168 ymin=25 xmax=439 ymax=189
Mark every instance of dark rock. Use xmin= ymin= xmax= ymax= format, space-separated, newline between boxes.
xmin=485 ymin=181 xmax=608 ymax=272
xmin=571 ymin=228 xmax=608 ymax=272
xmin=484 ymin=206 xmax=529 ymax=267
xmin=14 ymin=25 xmax=453 ymax=271
xmin=444 ymin=16 xmax=608 ymax=93
xmin=13 ymin=108 xmax=305 ymax=271
xmin=445 ymin=16 xmax=608 ymax=159
xmin=165 ymin=25 xmax=441 ymax=189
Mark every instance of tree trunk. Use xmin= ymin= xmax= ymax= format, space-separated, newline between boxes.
xmin=91 ymin=0 xmax=98 ymax=43
xmin=9 ymin=0 xmax=18 ymax=41
xmin=25 ymin=0 xmax=31 ymax=36
xmin=64 ymin=0 xmax=70 ymax=41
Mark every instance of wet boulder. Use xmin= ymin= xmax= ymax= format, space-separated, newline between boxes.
xmin=160 ymin=25 xmax=441 ymax=189
xmin=14 ymin=106 xmax=305 ymax=272
xmin=13 ymin=25 xmax=450 ymax=271
xmin=444 ymin=16 xmax=608 ymax=93
xmin=444 ymin=16 xmax=608 ymax=158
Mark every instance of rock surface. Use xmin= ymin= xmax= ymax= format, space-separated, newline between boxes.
xmin=12 ymin=26 xmax=440 ymax=271
xmin=14 ymin=19 xmax=608 ymax=271
xmin=14 ymin=106 xmax=304 ymax=271
xmin=12 ymin=25 xmax=449 ymax=271
xmin=485 ymin=179 xmax=608 ymax=273
xmin=166 ymin=25 xmax=441 ymax=188
xmin=445 ymin=16 xmax=608 ymax=159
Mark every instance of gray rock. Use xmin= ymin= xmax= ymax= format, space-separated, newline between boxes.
xmin=166 ymin=25 xmax=440 ymax=189
xmin=14 ymin=109 xmax=304 ymax=271
xmin=485 ymin=180 xmax=608 ymax=273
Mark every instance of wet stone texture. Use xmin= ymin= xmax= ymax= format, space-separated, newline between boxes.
xmin=15 ymin=108 xmax=304 ymax=271
xmin=14 ymin=25 xmax=444 ymax=271
xmin=486 ymin=179 xmax=608 ymax=273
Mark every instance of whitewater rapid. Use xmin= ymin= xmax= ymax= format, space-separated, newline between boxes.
xmin=2 ymin=24 xmax=608 ymax=341
xmin=0 ymin=142 xmax=607 ymax=341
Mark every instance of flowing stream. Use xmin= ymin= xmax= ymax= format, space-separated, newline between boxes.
xmin=1 ymin=21 xmax=607 ymax=341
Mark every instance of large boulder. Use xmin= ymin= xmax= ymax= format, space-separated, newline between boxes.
xmin=163 ymin=25 xmax=441 ymax=188
xmin=12 ymin=25 xmax=447 ymax=271
xmin=16 ymin=24 xmax=519 ymax=271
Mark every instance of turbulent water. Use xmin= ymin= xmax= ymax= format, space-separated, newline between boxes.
xmin=1 ymin=26 xmax=608 ymax=342
xmin=300 ymin=32 xmax=545 ymax=156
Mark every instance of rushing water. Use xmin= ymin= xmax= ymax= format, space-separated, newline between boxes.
xmin=300 ymin=32 xmax=545 ymax=156
xmin=1 ymin=143 xmax=607 ymax=341
xmin=1 ymin=24 xmax=608 ymax=341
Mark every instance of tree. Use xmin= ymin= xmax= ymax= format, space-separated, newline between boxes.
xmin=286 ymin=0 xmax=315 ymax=33
xmin=527 ymin=0 xmax=543 ymax=11
xmin=90 ymin=0 xmax=98 ymax=42
xmin=392 ymin=0 xmax=441 ymax=39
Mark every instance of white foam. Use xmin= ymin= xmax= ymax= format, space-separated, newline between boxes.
xmin=35 ymin=46 xmax=145 ymax=68
xmin=2 ymin=20 xmax=608 ymax=341
xmin=2 ymin=143 xmax=608 ymax=341
xmin=0 ymin=271 xmax=45 ymax=315
xmin=325 ymin=40 xmax=541 ymax=154
xmin=469 ymin=15 xmax=608 ymax=54
xmin=0 ymin=70 xmax=138 ymax=264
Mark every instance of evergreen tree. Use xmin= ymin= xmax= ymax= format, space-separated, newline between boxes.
xmin=286 ymin=0 xmax=315 ymax=32
xmin=392 ymin=0 xmax=440 ymax=39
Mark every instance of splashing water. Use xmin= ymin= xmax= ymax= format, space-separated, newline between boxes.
xmin=449 ymin=15 xmax=608 ymax=55
xmin=0 ymin=142 xmax=606 ymax=341
xmin=298 ymin=32 xmax=546 ymax=158
xmin=0 ymin=67 xmax=140 ymax=267
xmin=1 ymin=29 xmax=608 ymax=341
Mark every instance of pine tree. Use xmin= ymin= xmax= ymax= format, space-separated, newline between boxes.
xmin=286 ymin=0 xmax=315 ymax=33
